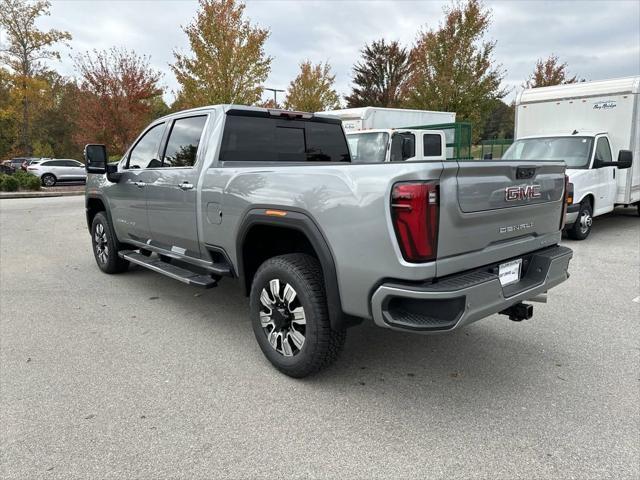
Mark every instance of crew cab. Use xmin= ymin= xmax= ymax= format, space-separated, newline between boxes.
xmin=84 ymin=105 xmax=573 ymax=377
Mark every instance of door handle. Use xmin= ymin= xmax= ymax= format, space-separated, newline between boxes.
xmin=133 ymin=181 xmax=146 ymax=188
xmin=179 ymin=182 xmax=194 ymax=190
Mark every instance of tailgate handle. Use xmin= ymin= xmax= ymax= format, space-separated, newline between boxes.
xmin=516 ymin=167 xmax=536 ymax=179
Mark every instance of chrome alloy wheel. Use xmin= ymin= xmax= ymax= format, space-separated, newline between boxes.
xmin=579 ymin=211 xmax=592 ymax=235
xmin=259 ymin=279 xmax=306 ymax=357
xmin=94 ymin=222 xmax=109 ymax=264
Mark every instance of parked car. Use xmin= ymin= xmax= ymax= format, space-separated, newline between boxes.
xmin=27 ymin=158 xmax=86 ymax=186
xmin=21 ymin=157 xmax=42 ymax=171
xmin=5 ymin=157 xmax=37 ymax=171
xmin=84 ymin=105 xmax=573 ymax=377
xmin=0 ymin=163 xmax=16 ymax=174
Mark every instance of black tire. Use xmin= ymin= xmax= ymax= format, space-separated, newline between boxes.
xmin=91 ymin=212 xmax=129 ymax=274
xmin=250 ymin=253 xmax=346 ymax=378
xmin=567 ymin=201 xmax=593 ymax=240
xmin=41 ymin=173 xmax=56 ymax=187
xmin=637 ymin=203 xmax=640 ymax=217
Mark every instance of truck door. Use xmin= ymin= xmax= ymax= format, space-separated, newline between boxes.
xmin=109 ymin=122 xmax=165 ymax=244
xmin=145 ymin=114 xmax=209 ymax=259
xmin=591 ymin=135 xmax=617 ymax=215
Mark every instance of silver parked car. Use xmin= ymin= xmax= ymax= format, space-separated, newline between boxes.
xmin=27 ymin=158 xmax=86 ymax=186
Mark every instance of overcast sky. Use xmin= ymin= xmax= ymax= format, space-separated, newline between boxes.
xmin=35 ymin=0 xmax=640 ymax=104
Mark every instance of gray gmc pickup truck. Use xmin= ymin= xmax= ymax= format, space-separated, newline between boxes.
xmin=84 ymin=105 xmax=573 ymax=377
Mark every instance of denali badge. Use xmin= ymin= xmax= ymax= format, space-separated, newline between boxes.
xmin=499 ymin=222 xmax=534 ymax=234
xmin=505 ymin=184 xmax=541 ymax=201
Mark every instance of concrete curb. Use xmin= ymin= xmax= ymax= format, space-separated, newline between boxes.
xmin=0 ymin=190 xmax=84 ymax=199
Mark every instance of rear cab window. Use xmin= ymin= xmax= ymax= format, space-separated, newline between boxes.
xmin=219 ymin=111 xmax=350 ymax=163
xmin=162 ymin=115 xmax=208 ymax=167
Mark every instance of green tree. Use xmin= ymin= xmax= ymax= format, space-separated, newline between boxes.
xmin=345 ymin=39 xmax=411 ymax=108
xmin=284 ymin=61 xmax=340 ymax=112
xmin=0 ymin=0 xmax=71 ymax=155
xmin=171 ymin=0 xmax=272 ymax=108
xmin=31 ymin=71 xmax=81 ymax=159
xmin=524 ymin=54 xmax=578 ymax=88
xmin=480 ymin=99 xmax=514 ymax=140
xmin=404 ymin=0 xmax=507 ymax=141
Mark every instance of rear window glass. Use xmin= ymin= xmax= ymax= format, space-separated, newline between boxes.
xmin=219 ymin=115 xmax=350 ymax=163
xmin=423 ymin=134 xmax=442 ymax=157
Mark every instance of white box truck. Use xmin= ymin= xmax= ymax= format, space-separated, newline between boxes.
xmin=505 ymin=76 xmax=639 ymax=239
xmin=319 ymin=107 xmax=456 ymax=163
xmin=321 ymin=106 xmax=456 ymax=132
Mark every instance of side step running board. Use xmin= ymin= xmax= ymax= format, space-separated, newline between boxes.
xmin=119 ymin=250 xmax=218 ymax=288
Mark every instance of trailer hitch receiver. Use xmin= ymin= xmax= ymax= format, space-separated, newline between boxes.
xmin=499 ymin=302 xmax=533 ymax=322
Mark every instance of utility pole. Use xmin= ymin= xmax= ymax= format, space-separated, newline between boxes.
xmin=264 ymin=87 xmax=285 ymax=106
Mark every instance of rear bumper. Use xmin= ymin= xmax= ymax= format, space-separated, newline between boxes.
xmin=565 ymin=203 xmax=580 ymax=225
xmin=370 ymin=245 xmax=573 ymax=333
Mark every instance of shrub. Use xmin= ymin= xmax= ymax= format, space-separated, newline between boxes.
xmin=1 ymin=175 xmax=19 ymax=192
xmin=13 ymin=171 xmax=40 ymax=190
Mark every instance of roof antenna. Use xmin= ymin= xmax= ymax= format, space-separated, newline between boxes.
xmin=572 ymin=129 xmax=579 ymax=135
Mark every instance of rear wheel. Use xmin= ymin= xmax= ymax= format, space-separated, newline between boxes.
xmin=250 ymin=253 xmax=346 ymax=378
xmin=91 ymin=212 xmax=129 ymax=274
xmin=41 ymin=174 xmax=56 ymax=187
xmin=567 ymin=201 xmax=593 ymax=240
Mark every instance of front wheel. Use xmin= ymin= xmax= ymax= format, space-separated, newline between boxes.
xmin=91 ymin=212 xmax=129 ymax=274
xmin=250 ymin=254 xmax=346 ymax=378
xmin=567 ymin=201 xmax=593 ymax=240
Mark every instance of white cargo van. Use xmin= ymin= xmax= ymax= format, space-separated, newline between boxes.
xmin=320 ymin=107 xmax=455 ymax=163
xmin=507 ymin=76 xmax=639 ymax=239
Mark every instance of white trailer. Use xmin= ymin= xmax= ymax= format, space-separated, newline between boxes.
xmin=321 ymin=106 xmax=455 ymax=132
xmin=506 ymin=76 xmax=639 ymax=239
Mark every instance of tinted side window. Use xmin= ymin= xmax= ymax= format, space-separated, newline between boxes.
xmin=594 ymin=137 xmax=612 ymax=163
xmin=162 ymin=116 xmax=207 ymax=167
xmin=62 ymin=160 xmax=81 ymax=167
xmin=127 ymin=123 xmax=164 ymax=169
xmin=46 ymin=160 xmax=65 ymax=167
xmin=423 ymin=134 xmax=442 ymax=157
xmin=219 ymin=115 xmax=350 ymax=163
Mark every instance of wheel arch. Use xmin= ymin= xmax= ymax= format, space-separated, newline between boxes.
xmin=237 ymin=208 xmax=359 ymax=330
xmin=86 ymin=195 xmax=114 ymax=232
xmin=577 ymin=192 xmax=595 ymax=210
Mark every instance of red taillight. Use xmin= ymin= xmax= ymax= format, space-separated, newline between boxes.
xmin=391 ymin=182 xmax=439 ymax=263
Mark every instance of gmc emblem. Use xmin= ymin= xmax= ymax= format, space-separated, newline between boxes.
xmin=505 ymin=184 xmax=542 ymax=201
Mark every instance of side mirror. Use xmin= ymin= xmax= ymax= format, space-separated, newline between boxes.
xmin=84 ymin=144 xmax=107 ymax=174
xmin=617 ymin=149 xmax=633 ymax=169
xmin=483 ymin=153 xmax=493 ymax=160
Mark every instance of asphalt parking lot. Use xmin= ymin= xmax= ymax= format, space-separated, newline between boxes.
xmin=1 ymin=196 xmax=638 ymax=479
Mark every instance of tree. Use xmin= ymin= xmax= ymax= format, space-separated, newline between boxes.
xmin=0 ymin=0 xmax=71 ymax=155
xmin=171 ymin=0 xmax=272 ymax=108
xmin=524 ymin=54 xmax=578 ymax=88
xmin=74 ymin=48 xmax=163 ymax=156
xmin=0 ymin=68 xmax=17 ymax=159
xmin=404 ymin=0 xmax=507 ymax=141
xmin=480 ymin=98 xmax=514 ymax=140
xmin=345 ymin=39 xmax=411 ymax=108
xmin=284 ymin=61 xmax=340 ymax=112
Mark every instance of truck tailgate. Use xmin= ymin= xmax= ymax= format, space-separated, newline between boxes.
xmin=436 ymin=160 xmax=566 ymax=274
